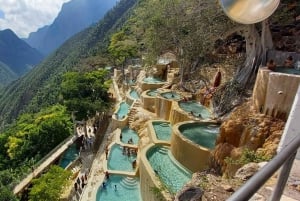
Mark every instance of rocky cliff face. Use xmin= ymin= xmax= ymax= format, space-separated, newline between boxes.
xmin=212 ymin=101 xmax=285 ymax=176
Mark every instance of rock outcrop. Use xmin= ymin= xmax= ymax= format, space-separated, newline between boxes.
xmin=176 ymin=171 xmax=241 ymax=201
xmin=212 ymin=101 xmax=285 ymax=175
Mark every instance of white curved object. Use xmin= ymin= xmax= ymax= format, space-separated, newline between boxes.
xmin=219 ymin=0 xmax=280 ymax=24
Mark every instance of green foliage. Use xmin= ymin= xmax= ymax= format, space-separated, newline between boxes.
xmin=29 ymin=165 xmax=72 ymax=201
xmin=0 ymin=169 xmax=18 ymax=201
xmin=0 ymin=185 xmax=18 ymax=201
xmin=61 ymin=69 xmax=112 ymax=120
xmin=0 ymin=0 xmax=136 ymax=128
xmin=109 ymin=30 xmax=138 ymax=65
xmin=1 ymin=105 xmax=72 ymax=166
xmin=150 ymin=186 xmax=167 ymax=201
xmin=132 ymin=0 xmax=236 ymax=67
xmin=225 ymin=148 xmax=272 ymax=166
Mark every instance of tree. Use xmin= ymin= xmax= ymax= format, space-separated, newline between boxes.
xmin=108 ymin=30 xmax=138 ymax=81
xmin=29 ymin=166 xmax=72 ymax=201
xmin=134 ymin=0 xmax=236 ymax=82
xmin=4 ymin=105 xmax=72 ymax=164
xmin=0 ymin=185 xmax=18 ymax=201
xmin=61 ymin=69 xmax=112 ymax=121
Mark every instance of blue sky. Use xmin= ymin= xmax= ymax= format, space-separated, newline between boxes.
xmin=0 ymin=0 xmax=71 ymax=38
xmin=0 ymin=9 xmax=4 ymax=19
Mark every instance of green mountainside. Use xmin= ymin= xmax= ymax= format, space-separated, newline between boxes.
xmin=0 ymin=0 xmax=136 ymax=128
xmin=0 ymin=29 xmax=43 ymax=77
xmin=0 ymin=61 xmax=17 ymax=88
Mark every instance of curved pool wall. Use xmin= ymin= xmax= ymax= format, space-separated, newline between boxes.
xmin=178 ymin=101 xmax=211 ymax=119
xmin=171 ymin=121 xmax=220 ymax=172
xmin=155 ymin=90 xmax=183 ymax=120
xmin=96 ymin=174 xmax=142 ymax=201
xmin=138 ymin=77 xmax=166 ymax=91
xmin=111 ymin=101 xmax=130 ymax=131
xmin=169 ymin=101 xmax=212 ymax=125
xmin=141 ymin=90 xmax=160 ymax=113
xmin=147 ymin=120 xmax=172 ymax=143
xmin=126 ymin=89 xmax=140 ymax=106
xmin=140 ymin=143 xmax=191 ymax=201
xmin=160 ymin=91 xmax=182 ymax=101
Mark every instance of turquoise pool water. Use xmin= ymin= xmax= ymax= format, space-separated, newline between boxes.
xmin=152 ymin=121 xmax=172 ymax=141
xmin=147 ymin=145 xmax=192 ymax=193
xmin=130 ymin=90 xmax=140 ymax=100
xmin=121 ymin=127 xmax=139 ymax=145
xmin=116 ymin=102 xmax=130 ymax=120
xmin=96 ymin=174 xmax=142 ymax=201
xmin=59 ymin=144 xmax=79 ymax=169
xmin=108 ymin=144 xmax=137 ymax=172
xmin=179 ymin=101 xmax=211 ymax=119
xmin=179 ymin=123 xmax=220 ymax=149
xmin=274 ymin=67 xmax=300 ymax=75
xmin=146 ymin=89 xmax=158 ymax=97
xmin=143 ymin=77 xmax=164 ymax=83
xmin=161 ymin=92 xmax=181 ymax=101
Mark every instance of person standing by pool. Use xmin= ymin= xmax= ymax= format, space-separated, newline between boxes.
xmin=105 ymin=146 xmax=109 ymax=160
xmin=105 ymin=171 xmax=110 ymax=180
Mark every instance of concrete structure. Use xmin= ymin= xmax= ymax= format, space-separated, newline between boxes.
xmin=139 ymin=143 xmax=173 ymax=201
xmin=277 ymin=85 xmax=300 ymax=159
xmin=13 ymin=135 xmax=78 ymax=195
xmin=111 ymin=101 xmax=130 ymax=131
xmin=170 ymin=121 xmax=218 ymax=173
xmin=141 ymin=90 xmax=158 ymax=113
xmin=169 ymin=101 xmax=208 ymax=125
xmin=138 ymin=79 xmax=166 ymax=91
xmin=253 ymin=67 xmax=300 ymax=120
xmin=147 ymin=120 xmax=171 ymax=144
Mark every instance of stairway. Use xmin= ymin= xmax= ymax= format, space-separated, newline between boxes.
xmin=119 ymin=176 xmax=139 ymax=190
xmin=128 ymin=101 xmax=141 ymax=126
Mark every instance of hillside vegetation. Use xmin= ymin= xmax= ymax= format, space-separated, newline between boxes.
xmin=0 ymin=0 xmax=298 ymax=199
xmin=0 ymin=0 xmax=136 ymax=129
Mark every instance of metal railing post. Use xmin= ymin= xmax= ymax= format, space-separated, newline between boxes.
xmin=270 ymin=151 xmax=297 ymax=201
xmin=227 ymin=134 xmax=300 ymax=201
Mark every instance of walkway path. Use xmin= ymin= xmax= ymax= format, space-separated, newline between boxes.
xmin=13 ymin=134 xmax=78 ymax=195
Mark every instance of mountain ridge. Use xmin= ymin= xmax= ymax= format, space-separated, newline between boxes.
xmin=25 ymin=0 xmax=118 ymax=55
xmin=0 ymin=29 xmax=43 ymax=78
xmin=0 ymin=0 xmax=137 ymax=129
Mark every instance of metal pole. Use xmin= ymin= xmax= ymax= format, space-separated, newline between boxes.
xmin=227 ymin=134 xmax=300 ymax=201
xmin=270 ymin=151 xmax=297 ymax=201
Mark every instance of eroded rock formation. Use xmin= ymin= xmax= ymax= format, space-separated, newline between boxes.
xmin=212 ymin=101 xmax=285 ymax=175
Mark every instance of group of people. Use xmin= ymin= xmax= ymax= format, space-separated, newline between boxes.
xmin=122 ymin=146 xmax=138 ymax=157
xmin=102 ymin=171 xmax=118 ymax=191
xmin=74 ymin=172 xmax=89 ymax=194
xmin=267 ymin=55 xmax=296 ymax=71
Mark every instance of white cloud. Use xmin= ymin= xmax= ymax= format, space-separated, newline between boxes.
xmin=0 ymin=0 xmax=71 ymax=38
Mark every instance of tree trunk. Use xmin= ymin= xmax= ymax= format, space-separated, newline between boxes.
xmin=235 ymin=24 xmax=262 ymax=88
xmin=261 ymin=19 xmax=274 ymax=66
xmin=213 ymin=21 xmax=273 ymax=116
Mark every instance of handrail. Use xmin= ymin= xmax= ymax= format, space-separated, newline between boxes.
xmin=13 ymin=134 xmax=77 ymax=194
xmin=227 ymin=134 xmax=300 ymax=201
